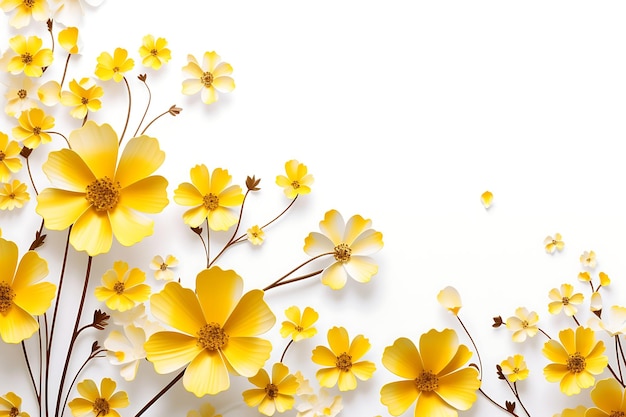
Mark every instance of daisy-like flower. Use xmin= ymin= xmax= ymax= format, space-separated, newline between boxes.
xmin=542 ymin=326 xmax=608 ymax=396
xmin=580 ymin=250 xmax=597 ymax=268
xmin=68 ymin=378 xmax=129 ymax=417
xmin=182 ymin=51 xmax=235 ymax=105
xmin=0 ymin=0 xmax=49 ymax=28
xmin=280 ymin=306 xmax=318 ymax=342
xmin=12 ymin=108 xmax=54 ymax=149
xmin=437 ymin=286 xmax=462 ymax=316
xmin=2 ymin=75 xmax=40 ymax=116
xmin=94 ymin=261 xmax=151 ymax=312
xmin=6 ymin=35 xmax=53 ymax=77
xmin=588 ymin=305 xmax=626 ymax=336
xmin=499 ymin=354 xmax=529 ymax=382
xmin=243 ymin=362 xmax=299 ymax=416
xmin=275 ymin=160 xmax=314 ymax=199
xmin=544 ymin=233 xmax=564 ymax=254
xmin=311 ymin=326 xmax=376 ymax=391
xmin=505 ymin=307 xmax=539 ymax=343
xmin=138 ymin=35 xmax=171 ymax=70
xmin=0 ymin=392 xmax=28 ymax=417
xmin=380 ymin=328 xmax=481 ymax=417
xmin=0 ymin=179 xmax=29 ymax=210
xmin=149 ymin=254 xmax=178 ymax=281
xmin=548 ymin=284 xmax=584 ymax=317
xmin=173 ymin=164 xmax=244 ymax=230
xmin=187 ymin=403 xmax=222 ymax=417
xmin=144 ymin=266 xmax=275 ymax=396
xmin=60 ymin=78 xmax=103 ymax=119
xmin=0 ymin=132 xmax=22 ymax=182
xmin=0 ymin=237 xmax=55 ymax=343
xmin=304 ymin=209 xmax=383 ymax=290
xmin=58 ymin=27 xmax=80 ymax=54
xmin=104 ymin=324 xmax=149 ymax=381
xmin=36 ymin=121 xmax=169 ymax=256
xmin=95 ymin=48 xmax=134 ymax=82
xmin=247 ymin=225 xmax=265 ymax=245
xmin=587 ymin=378 xmax=626 ymax=417
xmin=554 ymin=406 xmax=588 ymax=417
xmin=480 ymin=190 xmax=493 ymax=208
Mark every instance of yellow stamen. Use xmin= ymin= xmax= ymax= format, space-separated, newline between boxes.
xmin=0 ymin=151 xmax=5 ymax=162
xmin=113 ymin=282 xmax=125 ymax=295
xmin=336 ymin=352 xmax=352 ymax=371
xmin=202 ymin=193 xmax=219 ymax=210
xmin=197 ymin=322 xmax=229 ymax=351
xmin=85 ymin=177 xmax=121 ymax=212
xmin=566 ymin=352 xmax=586 ymax=373
xmin=415 ymin=370 xmax=439 ymax=392
xmin=201 ymin=71 xmax=214 ymax=88
xmin=21 ymin=53 xmax=33 ymax=65
xmin=93 ymin=398 xmax=110 ymax=417
xmin=0 ymin=282 xmax=15 ymax=314
xmin=333 ymin=243 xmax=352 ymax=263
xmin=17 ymin=89 xmax=27 ymax=99
xmin=264 ymin=383 xmax=279 ymax=399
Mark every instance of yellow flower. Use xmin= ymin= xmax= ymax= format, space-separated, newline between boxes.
xmin=182 ymin=51 xmax=235 ymax=105
xmin=548 ymin=284 xmax=584 ymax=316
xmin=480 ymin=190 xmax=493 ymax=208
xmin=0 ymin=132 xmax=22 ymax=182
xmin=138 ymin=35 xmax=171 ymax=70
xmin=590 ymin=291 xmax=602 ymax=312
xmin=578 ymin=271 xmax=591 ymax=282
xmin=0 ymin=0 xmax=49 ymax=28
xmin=544 ymin=233 xmax=564 ymax=254
xmin=499 ymin=354 xmax=528 ymax=382
xmin=94 ymin=261 xmax=150 ymax=312
xmin=144 ymin=266 xmax=275 ymax=396
xmin=12 ymin=108 xmax=55 ymax=149
xmin=68 ymin=378 xmax=129 ymax=417
xmin=437 ymin=286 xmax=462 ymax=316
xmin=542 ymin=326 xmax=608 ymax=396
xmin=587 ymin=378 xmax=626 ymax=417
xmin=187 ymin=403 xmax=222 ymax=417
xmin=173 ymin=164 xmax=244 ymax=230
xmin=280 ymin=306 xmax=318 ymax=341
xmin=580 ymin=250 xmax=597 ymax=268
xmin=554 ymin=406 xmax=588 ymax=417
xmin=60 ymin=78 xmax=103 ymax=119
xmin=304 ymin=209 xmax=383 ymax=290
xmin=58 ymin=27 xmax=80 ymax=54
xmin=0 ymin=179 xmax=29 ymax=210
xmin=275 ymin=160 xmax=314 ymax=199
xmin=0 ymin=392 xmax=29 ymax=417
xmin=3 ymin=75 xmax=40 ymax=116
xmin=243 ymin=362 xmax=299 ymax=416
xmin=599 ymin=271 xmax=611 ymax=287
xmin=0 ymin=237 xmax=55 ymax=343
xmin=6 ymin=35 xmax=53 ymax=77
xmin=95 ymin=48 xmax=134 ymax=82
xmin=380 ymin=329 xmax=481 ymax=417
xmin=37 ymin=80 xmax=61 ymax=106
xmin=36 ymin=121 xmax=169 ymax=256
xmin=505 ymin=307 xmax=539 ymax=342
xmin=311 ymin=326 xmax=376 ymax=391
xmin=247 ymin=225 xmax=265 ymax=245
xmin=148 ymin=254 xmax=178 ymax=281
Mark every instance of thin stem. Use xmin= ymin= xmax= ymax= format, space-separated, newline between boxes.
xmin=209 ymin=190 xmax=251 ymax=267
xmin=538 ymin=328 xmax=551 ymax=340
xmin=61 ymin=349 xmax=106 ymax=417
xmin=511 ymin=382 xmax=531 ymax=417
xmin=21 ymin=340 xmax=40 ymax=402
xmin=119 ymin=76 xmax=132 ymax=145
xmin=616 ymin=336 xmax=624 ymax=383
xmin=26 ymin=156 xmax=39 ymax=195
xmin=47 ymin=131 xmax=70 ymax=148
xmin=133 ymin=370 xmax=185 ymax=417
xmin=572 ymin=315 xmax=581 ymax=327
xmin=133 ymin=77 xmax=152 ymax=137
xmin=263 ymin=269 xmax=324 ymax=291
xmin=229 ymin=196 xmax=299 ymax=246
xmin=617 ymin=335 xmax=626 ymax=371
xmin=59 ymin=54 xmax=72 ymax=90
xmin=456 ymin=316 xmax=483 ymax=380
xmin=479 ymin=388 xmax=519 ymax=416
xmin=205 ymin=220 xmax=211 ymax=268
xmin=140 ymin=109 xmax=169 ymax=135
xmin=263 ymin=253 xmax=333 ymax=290
xmin=607 ymin=363 xmax=625 ymax=387
xmin=280 ymin=340 xmax=294 ymax=363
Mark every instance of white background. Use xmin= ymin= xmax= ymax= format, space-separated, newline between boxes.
xmin=3 ymin=1 xmax=626 ymax=416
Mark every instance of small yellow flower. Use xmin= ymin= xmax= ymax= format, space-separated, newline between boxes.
xmin=6 ymin=35 xmax=53 ymax=77
xmin=0 ymin=0 xmax=49 ymax=28
xmin=0 ymin=132 xmax=22 ymax=182
xmin=280 ymin=306 xmax=318 ymax=341
xmin=58 ymin=27 xmax=80 ymax=54
xmin=148 ymin=254 xmax=178 ymax=281
xmin=12 ymin=108 xmax=55 ymax=149
xmin=0 ymin=179 xmax=29 ymax=210
xmin=95 ymin=48 xmax=135 ymax=82
xmin=587 ymin=378 xmax=626 ymax=417
xmin=182 ymin=51 xmax=235 ymax=105
xmin=311 ymin=326 xmax=376 ymax=391
xmin=480 ymin=190 xmax=493 ymax=208
xmin=505 ymin=307 xmax=539 ymax=343
xmin=94 ymin=261 xmax=151 ymax=312
xmin=247 ymin=225 xmax=265 ymax=245
xmin=590 ymin=291 xmax=602 ymax=312
xmin=437 ymin=286 xmax=462 ymax=316
xmin=243 ymin=362 xmax=299 ymax=416
xmin=599 ymin=271 xmax=610 ymax=287
xmin=544 ymin=233 xmax=564 ymax=254
xmin=68 ymin=378 xmax=129 ymax=417
xmin=186 ymin=403 xmax=222 ymax=417
xmin=499 ymin=354 xmax=529 ymax=382
xmin=580 ymin=250 xmax=597 ymax=268
xmin=138 ymin=35 xmax=171 ymax=70
xmin=60 ymin=78 xmax=103 ymax=119
xmin=548 ymin=284 xmax=584 ymax=316
xmin=553 ymin=406 xmax=588 ymax=417
xmin=3 ymin=75 xmax=39 ymax=116
xmin=0 ymin=392 xmax=29 ymax=417
xmin=577 ymin=271 xmax=591 ymax=282
xmin=275 ymin=160 xmax=314 ymax=199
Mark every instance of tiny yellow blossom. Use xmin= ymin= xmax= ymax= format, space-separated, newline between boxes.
xmin=182 ymin=51 xmax=235 ymax=105
xmin=499 ymin=354 xmax=529 ymax=382
xmin=480 ymin=190 xmax=493 ymax=208
xmin=58 ymin=27 xmax=80 ymax=54
xmin=0 ymin=392 xmax=29 ymax=417
xmin=437 ymin=286 xmax=462 ymax=316
xmin=247 ymin=225 xmax=265 ymax=245
xmin=578 ymin=271 xmax=591 ymax=282
xmin=544 ymin=233 xmax=564 ymax=254
xmin=505 ymin=307 xmax=539 ymax=342
xmin=0 ymin=132 xmax=22 ymax=182
xmin=548 ymin=283 xmax=583 ymax=316
xmin=3 ymin=75 xmax=39 ymax=116
xmin=60 ymin=78 xmax=103 ymax=119
xmin=599 ymin=271 xmax=610 ymax=287
xmin=139 ymin=35 xmax=171 ymax=70
xmin=280 ymin=306 xmax=318 ymax=341
xmin=149 ymin=254 xmax=179 ymax=281
xmin=275 ymin=160 xmax=313 ymax=199
xmin=242 ymin=362 xmax=299 ymax=416
xmin=94 ymin=261 xmax=151 ymax=312
xmin=0 ymin=179 xmax=29 ymax=210
xmin=186 ymin=403 xmax=222 ymax=417
xmin=580 ymin=250 xmax=596 ymax=268
xmin=95 ymin=48 xmax=135 ymax=82
xmin=12 ymin=108 xmax=55 ymax=149
xmin=6 ymin=35 xmax=53 ymax=77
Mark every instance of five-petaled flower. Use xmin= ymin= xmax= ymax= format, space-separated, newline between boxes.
xmin=275 ymin=160 xmax=314 ymax=199
xmin=242 ymin=362 xmax=299 ymax=416
xmin=280 ymin=306 xmax=318 ymax=342
xmin=67 ymin=378 xmax=129 ymax=417
xmin=94 ymin=261 xmax=151 ymax=312
xmin=548 ymin=283 xmax=584 ymax=317
xmin=60 ymin=78 xmax=103 ymax=119
xmin=182 ymin=51 xmax=235 ymax=105
xmin=0 ymin=179 xmax=29 ymax=210
xmin=500 ymin=354 xmax=529 ymax=382
xmin=138 ymin=34 xmax=171 ymax=70
xmin=95 ymin=48 xmax=135 ymax=82
xmin=12 ymin=107 xmax=55 ymax=149
xmin=0 ymin=0 xmax=49 ymax=28
xmin=505 ymin=306 xmax=539 ymax=342
xmin=0 ymin=392 xmax=28 ymax=417
xmin=6 ymin=35 xmax=53 ymax=77
xmin=544 ymin=233 xmax=564 ymax=254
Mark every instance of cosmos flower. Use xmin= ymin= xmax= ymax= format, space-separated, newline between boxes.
xmin=0 ymin=179 xmax=29 ymax=210
xmin=505 ymin=307 xmax=539 ymax=343
xmin=95 ymin=48 xmax=134 ymax=82
xmin=94 ymin=261 xmax=151 ymax=312
xmin=548 ymin=284 xmax=584 ymax=317
xmin=60 ymin=78 xmax=103 ymax=119
xmin=275 ymin=160 xmax=313 ymax=199
xmin=12 ymin=107 xmax=54 ymax=149
xmin=242 ymin=362 xmax=299 ymax=416
xmin=587 ymin=378 xmax=626 ymax=417
xmin=5 ymin=35 xmax=53 ymax=77
xmin=138 ymin=35 xmax=171 ymax=70
xmin=499 ymin=354 xmax=529 ymax=382
xmin=67 ymin=378 xmax=129 ymax=417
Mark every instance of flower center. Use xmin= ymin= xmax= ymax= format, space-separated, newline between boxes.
xmin=113 ymin=281 xmax=125 ymax=295
xmin=0 ymin=282 xmax=16 ymax=314
xmin=512 ymin=367 xmax=520 ymax=374
xmin=32 ymin=127 xmax=41 ymax=135
xmin=112 ymin=66 xmax=120 ymax=73
xmin=160 ymin=263 xmax=168 ymax=271
xmin=81 ymin=97 xmax=89 ymax=105
xmin=415 ymin=370 xmax=439 ymax=392
xmin=17 ymin=89 xmax=27 ymax=99
xmin=85 ymin=177 xmax=121 ymax=212
xmin=93 ymin=397 xmax=109 ymax=417
xmin=521 ymin=320 xmax=529 ymax=328
xmin=202 ymin=193 xmax=219 ymax=210
xmin=336 ymin=352 xmax=352 ymax=371
xmin=201 ymin=71 xmax=214 ymax=87
xmin=291 ymin=180 xmax=300 ymax=189
xmin=197 ymin=322 xmax=229 ymax=351
xmin=9 ymin=407 xmax=19 ymax=417
xmin=566 ymin=352 xmax=586 ymax=373
xmin=561 ymin=296 xmax=570 ymax=305
xmin=21 ymin=52 xmax=33 ymax=65
xmin=150 ymin=48 xmax=159 ymax=56
xmin=295 ymin=325 xmax=304 ymax=332
xmin=610 ymin=412 xmax=626 ymax=417
xmin=333 ymin=243 xmax=352 ymax=263
xmin=23 ymin=0 xmax=35 ymax=7
xmin=0 ymin=151 xmax=5 ymax=161
xmin=264 ymin=383 xmax=279 ymax=399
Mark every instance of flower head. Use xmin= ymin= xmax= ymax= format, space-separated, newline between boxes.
xmin=548 ymin=284 xmax=584 ymax=317
xmin=149 ymin=254 xmax=178 ymax=281
xmin=505 ymin=307 xmax=539 ymax=342
xmin=480 ymin=190 xmax=493 ymax=208
xmin=599 ymin=271 xmax=611 ymax=287
xmin=60 ymin=78 xmax=103 ymax=119
xmin=182 ymin=51 xmax=235 ymax=105
xmin=580 ymin=250 xmax=597 ymax=268
xmin=437 ymin=286 xmax=462 ymax=316
xmin=12 ymin=107 xmax=54 ymax=149
xmin=59 ymin=27 xmax=80 ymax=54
xmin=94 ymin=261 xmax=151 ymax=312
xmin=186 ymin=403 xmax=222 ymax=417
xmin=68 ymin=378 xmax=129 ymax=417
xmin=588 ymin=305 xmax=626 ymax=337
xmin=280 ymin=306 xmax=318 ymax=342
xmin=95 ymin=48 xmax=134 ymax=82
xmin=499 ymin=354 xmax=529 ymax=382
xmin=0 ymin=179 xmax=29 ymax=210
xmin=247 ymin=225 xmax=265 ymax=245
xmin=243 ymin=362 xmax=299 ymax=416
xmin=2 ymin=75 xmax=40 ymax=116
xmin=0 ymin=132 xmax=22 ymax=182
xmin=104 ymin=324 xmax=148 ymax=381
xmin=0 ymin=0 xmax=49 ymax=28
xmin=6 ymin=35 xmax=53 ymax=77
xmin=0 ymin=392 xmax=29 ymax=417
xmin=304 ymin=209 xmax=383 ymax=290
xmin=380 ymin=328 xmax=481 ymax=417
xmin=275 ymin=160 xmax=313 ymax=199
xmin=587 ymin=378 xmax=626 ymax=417
xmin=544 ymin=233 xmax=564 ymax=254
xmin=295 ymin=386 xmax=342 ymax=417
xmin=139 ymin=35 xmax=171 ymax=70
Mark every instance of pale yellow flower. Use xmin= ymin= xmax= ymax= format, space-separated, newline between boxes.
xmin=58 ymin=27 xmax=80 ymax=54
xmin=148 ymin=254 xmax=178 ymax=281
xmin=0 ymin=179 xmax=29 ymax=210
xmin=437 ymin=286 xmax=462 ymax=316
xmin=280 ymin=306 xmax=318 ymax=341
xmin=580 ymin=250 xmax=597 ymax=268
xmin=590 ymin=291 xmax=602 ymax=312
xmin=2 ymin=75 xmax=40 ymax=116
xmin=544 ymin=233 xmax=564 ymax=254
xmin=588 ymin=305 xmax=626 ymax=336
xmin=138 ymin=35 xmax=171 ymax=70
xmin=0 ymin=131 xmax=22 ymax=182
xmin=94 ymin=261 xmax=151 ymax=312
xmin=186 ymin=403 xmax=222 ymax=417
xmin=68 ymin=378 xmax=129 ymax=417
xmin=0 ymin=392 xmax=29 ymax=417
xmin=505 ymin=307 xmax=539 ymax=342
xmin=104 ymin=324 xmax=148 ymax=381
xmin=95 ymin=48 xmax=134 ymax=82
xmin=599 ymin=271 xmax=610 ymax=287
xmin=12 ymin=107 xmax=54 ymax=149
xmin=247 ymin=225 xmax=265 ymax=245
xmin=480 ymin=190 xmax=493 ymax=208
xmin=50 ymin=0 xmax=105 ymax=26
xmin=295 ymin=387 xmax=342 ymax=417
xmin=0 ymin=0 xmax=49 ymax=28
xmin=242 ymin=362 xmax=299 ymax=416
xmin=60 ymin=78 xmax=103 ymax=119
xmin=548 ymin=284 xmax=583 ymax=316
xmin=499 ymin=354 xmax=529 ymax=382
xmin=182 ymin=51 xmax=235 ymax=105
xmin=275 ymin=160 xmax=313 ymax=199
xmin=6 ymin=35 xmax=53 ymax=77
xmin=37 ymin=80 xmax=61 ymax=106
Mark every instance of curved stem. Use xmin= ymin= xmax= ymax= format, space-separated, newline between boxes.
xmin=230 ymin=196 xmax=299 ymax=246
xmin=479 ymin=388 xmax=519 ymax=416
xmin=205 ymin=220 xmax=211 ymax=268
xmin=26 ymin=155 xmax=39 ymax=195
xmin=209 ymin=191 xmax=251 ymax=267
xmin=21 ymin=340 xmax=39 ymax=402
xmin=280 ymin=340 xmax=294 ymax=363
xmin=616 ymin=335 xmax=624 ymax=383
xmin=538 ymin=328 xmax=551 ymax=340
xmin=264 ymin=269 xmax=324 ymax=291
xmin=133 ymin=370 xmax=185 ymax=417
xmin=617 ymin=335 xmax=626 ymax=371
xmin=456 ymin=316 xmax=483 ymax=380
xmin=61 ymin=349 xmax=106 ymax=417
xmin=133 ymin=77 xmax=152 ymax=137
xmin=509 ymin=381 xmax=531 ymax=417
xmin=119 ymin=76 xmax=132 ymax=145
xmin=571 ymin=315 xmax=581 ymax=327
xmin=59 ymin=54 xmax=72 ymax=90
xmin=47 ymin=131 xmax=70 ymax=148
xmin=140 ymin=109 xmax=169 ymax=135
xmin=263 ymin=253 xmax=333 ymax=291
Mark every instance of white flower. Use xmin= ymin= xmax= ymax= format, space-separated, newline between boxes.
xmin=296 ymin=388 xmax=342 ymax=417
xmin=104 ymin=325 xmax=147 ymax=381
xmin=2 ymin=75 xmax=40 ymax=117
xmin=149 ymin=254 xmax=178 ymax=281
xmin=588 ymin=305 xmax=626 ymax=337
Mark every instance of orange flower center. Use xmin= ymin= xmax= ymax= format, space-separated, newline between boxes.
xmin=295 ymin=325 xmax=304 ymax=332
xmin=0 ymin=150 xmax=5 ymax=161
xmin=335 ymin=352 xmax=352 ymax=371
xmin=566 ymin=352 xmax=586 ymax=373
xmin=291 ymin=180 xmax=300 ymax=189
xmin=17 ymin=89 xmax=27 ymax=99
xmin=23 ymin=0 xmax=35 ymax=7
xmin=21 ymin=52 xmax=33 ymax=65
xmin=333 ymin=243 xmax=352 ymax=263
xmin=561 ymin=296 xmax=570 ymax=305
xmin=86 ymin=177 xmax=121 ymax=212
xmin=264 ymin=383 xmax=279 ymax=399
xmin=0 ymin=282 xmax=16 ymax=314
xmin=150 ymin=48 xmax=159 ymax=56
xmin=197 ymin=322 xmax=229 ymax=351
xmin=112 ymin=66 xmax=120 ymax=73
xmin=9 ymin=407 xmax=19 ymax=417
xmin=202 ymin=193 xmax=219 ymax=210
xmin=201 ymin=71 xmax=214 ymax=87
xmin=93 ymin=397 xmax=110 ymax=416
xmin=113 ymin=281 xmax=125 ymax=295
xmin=415 ymin=370 xmax=439 ymax=392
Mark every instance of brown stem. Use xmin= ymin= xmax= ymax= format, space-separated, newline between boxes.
xmin=479 ymin=388 xmax=519 ymax=416
xmin=456 ymin=316 xmax=483 ymax=380
xmin=263 ymin=269 xmax=324 ymax=291
xmin=59 ymin=54 xmax=72 ymax=90
xmin=133 ymin=77 xmax=152 ymax=138
xmin=140 ymin=109 xmax=168 ymax=135
xmin=133 ymin=369 xmax=185 ymax=417
xmin=209 ymin=190 xmax=251 ymax=267
xmin=280 ymin=340 xmax=294 ymax=363
xmin=119 ymin=76 xmax=132 ymax=145
xmin=263 ymin=253 xmax=333 ymax=290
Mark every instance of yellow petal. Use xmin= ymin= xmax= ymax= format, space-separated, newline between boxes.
xmin=419 ymin=329 xmax=459 ymax=374
xmin=36 ymin=189 xmax=90 ymax=230
xmin=68 ymin=121 xmax=118 ymax=179
xmin=207 ymin=206 xmax=238 ymax=231
xmin=115 ymin=136 xmax=165 ymax=188
xmin=0 ymin=304 xmax=39 ymax=343
xmin=174 ymin=181 xmax=204 ymax=206
xmin=436 ymin=367 xmax=480 ymax=410
xmin=221 ymin=336 xmax=272 ymax=377
xmin=119 ymin=176 xmax=168 ymax=213
xmin=0 ymin=238 xmax=18 ymax=283
xmin=109 ymin=204 xmax=154 ymax=247
xmin=380 ymin=380 xmax=419 ymax=416
xmin=316 ymin=367 xmax=340 ymax=388
xmin=150 ymin=282 xmax=205 ymax=335
xmin=590 ymin=378 xmax=624 ymax=412
xmin=319 ymin=210 xmax=344 ymax=245
xmin=12 ymin=250 xmax=48 ymax=290
xmin=327 ymin=327 xmax=350 ymax=355
xmin=76 ymin=378 xmax=99 ymax=401
xmin=311 ymin=346 xmax=338 ymax=367
xmin=196 ymin=267 xmax=242 ymax=325
xmin=320 ymin=262 xmax=348 ymax=290
xmin=337 ymin=369 xmax=357 ymax=391
xmin=184 ymin=349 xmax=229 ymax=396
xmin=348 ymin=334 xmax=371 ymax=361
xmin=350 ymin=360 xmax=376 ymax=381
xmin=41 ymin=148 xmax=95 ymax=192
xmin=144 ymin=331 xmax=202 ymax=374
xmin=242 ymin=388 xmax=267 ymax=407
xmin=13 ymin=281 xmax=55 ymax=315
xmin=182 ymin=205 xmax=209 ymax=228
xmin=481 ymin=191 xmax=493 ymax=208
xmin=382 ymin=337 xmax=422 ymax=379
xmin=70 ymin=209 xmax=113 ymax=256
xmin=437 ymin=286 xmax=462 ymax=316
xmin=415 ymin=393 xmax=458 ymax=417
xmin=224 ymin=290 xmax=275 ymax=337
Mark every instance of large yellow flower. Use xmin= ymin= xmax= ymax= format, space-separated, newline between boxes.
xmin=275 ymin=160 xmax=314 ymax=199
xmin=94 ymin=261 xmax=150 ymax=312
xmin=0 ymin=0 xmax=48 ymax=28
xmin=587 ymin=378 xmax=626 ymax=417
xmin=144 ymin=266 xmax=276 ymax=396
xmin=6 ymin=35 xmax=53 ymax=77
xmin=67 ymin=378 xmax=129 ymax=417
xmin=304 ymin=209 xmax=383 ymax=290
xmin=542 ymin=326 xmax=608 ymax=395
xmin=173 ymin=164 xmax=244 ymax=230
xmin=0 ymin=237 xmax=55 ymax=343
xmin=243 ymin=362 xmax=299 ymax=416
xmin=36 ymin=121 xmax=168 ymax=256
xmin=0 ymin=132 xmax=22 ymax=182
xmin=380 ymin=329 xmax=481 ymax=417
xmin=182 ymin=51 xmax=235 ymax=105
